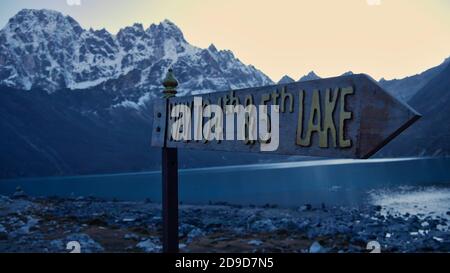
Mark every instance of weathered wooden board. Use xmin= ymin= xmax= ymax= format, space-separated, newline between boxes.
xmin=151 ymin=74 xmax=420 ymax=159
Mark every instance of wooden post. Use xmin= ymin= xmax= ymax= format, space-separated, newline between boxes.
xmin=161 ymin=69 xmax=179 ymax=253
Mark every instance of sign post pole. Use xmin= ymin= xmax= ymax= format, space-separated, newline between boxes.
xmin=161 ymin=69 xmax=179 ymax=253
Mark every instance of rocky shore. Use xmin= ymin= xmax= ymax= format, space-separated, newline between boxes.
xmin=0 ymin=189 xmax=449 ymax=253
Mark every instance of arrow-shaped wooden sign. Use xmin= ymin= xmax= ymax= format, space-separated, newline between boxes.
xmin=151 ymin=74 xmax=420 ymax=159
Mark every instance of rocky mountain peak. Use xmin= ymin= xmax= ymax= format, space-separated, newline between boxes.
xmin=147 ymin=19 xmax=186 ymax=44
xmin=0 ymin=9 xmax=273 ymax=97
xmin=299 ymin=71 xmax=321 ymax=82
xmin=278 ymin=75 xmax=295 ymax=84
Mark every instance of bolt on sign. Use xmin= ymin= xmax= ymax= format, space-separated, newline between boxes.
xmin=152 ymin=74 xmax=420 ymax=159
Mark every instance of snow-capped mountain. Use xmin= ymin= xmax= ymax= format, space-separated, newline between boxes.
xmin=0 ymin=9 xmax=272 ymax=96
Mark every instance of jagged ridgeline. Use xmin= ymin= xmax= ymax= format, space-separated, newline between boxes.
xmin=0 ymin=9 xmax=273 ymax=96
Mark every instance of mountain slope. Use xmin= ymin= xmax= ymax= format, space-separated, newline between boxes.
xmin=0 ymin=86 xmax=155 ymax=177
xmin=0 ymin=86 xmax=302 ymax=178
xmin=277 ymin=75 xmax=295 ymax=84
xmin=0 ymin=9 xmax=273 ymax=97
xmin=379 ymin=62 xmax=450 ymax=156
xmin=378 ymin=58 xmax=450 ymax=102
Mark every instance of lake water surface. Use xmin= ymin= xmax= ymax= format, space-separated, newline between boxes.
xmin=1 ymin=157 xmax=449 ymax=207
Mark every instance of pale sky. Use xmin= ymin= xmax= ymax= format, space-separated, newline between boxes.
xmin=0 ymin=0 xmax=449 ymax=81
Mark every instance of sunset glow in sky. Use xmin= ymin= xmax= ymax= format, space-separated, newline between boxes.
xmin=1 ymin=0 xmax=449 ymax=81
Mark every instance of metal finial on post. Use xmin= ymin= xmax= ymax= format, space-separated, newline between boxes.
xmin=161 ymin=68 xmax=179 ymax=253
xmin=162 ymin=68 xmax=178 ymax=98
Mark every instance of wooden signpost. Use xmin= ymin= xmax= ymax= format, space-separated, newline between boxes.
xmin=153 ymin=69 xmax=421 ymax=253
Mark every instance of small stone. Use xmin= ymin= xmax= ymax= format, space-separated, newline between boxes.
xmin=250 ymin=219 xmax=277 ymax=232
xmin=179 ymin=223 xmax=195 ymax=237
xmin=12 ymin=186 xmax=27 ymax=199
xmin=373 ymin=205 xmax=382 ymax=212
xmin=248 ymin=239 xmax=263 ymax=246
xmin=124 ymin=233 xmax=139 ymax=240
xmin=278 ymin=218 xmax=298 ymax=231
xmin=137 ymin=239 xmax=161 ymax=253
xmin=418 ymin=229 xmax=428 ymax=236
xmin=187 ymin=228 xmax=204 ymax=242
xmin=299 ymin=204 xmax=312 ymax=212
xmin=309 ymin=241 xmax=325 ymax=253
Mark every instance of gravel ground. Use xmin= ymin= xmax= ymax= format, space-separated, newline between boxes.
xmin=0 ymin=188 xmax=449 ymax=253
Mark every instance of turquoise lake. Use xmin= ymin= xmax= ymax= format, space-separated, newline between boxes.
xmin=1 ymin=157 xmax=449 ymax=207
